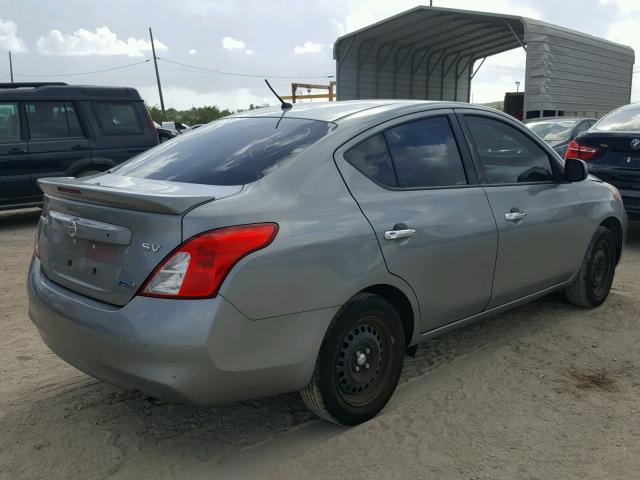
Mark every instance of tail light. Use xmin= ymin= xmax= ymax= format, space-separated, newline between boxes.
xmin=565 ymin=140 xmax=599 ymax=161
xmin=139 ymin=223 xmax=278 ymax=299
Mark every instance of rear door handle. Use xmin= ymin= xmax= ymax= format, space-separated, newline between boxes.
xmin=504 ymin=210 xmax=527 ymax=222
xmin=384 ymin=228 xmax=416 ymax=241
xmin=71 ymin=144 xmax=88 ymax=151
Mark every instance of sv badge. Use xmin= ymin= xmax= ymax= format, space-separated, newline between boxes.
xmin=141 ymin=242 xmax=162 ymax=253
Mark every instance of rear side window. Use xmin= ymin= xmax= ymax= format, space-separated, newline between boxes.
xmin=345 ymin=134 xmax=397 ymax=187
xmin=0 ymin=102 xmax=20 ymax=142
xmin=594 ymin=106 xmax=640 ymax=132
xmin=26 ymin=101 xmax=84 ymax=139
xmin=465 ymin=115 xmax=555 ymax=184
xmin=92 ymin=102 xmax=143 ymax=135
xmin=384 ymin=116 xmax=467 ymax=188
xmin=115 ymin=117 xmax=334 ymax=185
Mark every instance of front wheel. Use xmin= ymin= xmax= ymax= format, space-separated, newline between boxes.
xmin=300 ymin=293 xmax=405 ymax=425
xmin=565 ymin=226 xmax=617 ymax=308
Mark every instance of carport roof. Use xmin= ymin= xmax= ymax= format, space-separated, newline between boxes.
xmin=332 ymin=6 xmax=633 ymax=66
xmin=332 ymin=6 xmax=635 ymax=116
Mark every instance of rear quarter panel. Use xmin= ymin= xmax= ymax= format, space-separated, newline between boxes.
xmin=182 ymin=142 xmax=420 ymax=332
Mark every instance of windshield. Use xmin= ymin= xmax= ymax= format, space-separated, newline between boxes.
xmin=528 ymin=120 xmax=578 ymax=142
xmin=115 ymin=117 xmax=335 ymax=186
xmin=594 ymin=105 xmax=640 ymax=132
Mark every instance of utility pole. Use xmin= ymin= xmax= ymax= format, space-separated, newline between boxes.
xmin=9 ymin=51 xmax=13 ymax=83
xmin=149 ymin=27 xmax=165 ymax=113
xmin=516 ymin=81 xmax=521 ymax=93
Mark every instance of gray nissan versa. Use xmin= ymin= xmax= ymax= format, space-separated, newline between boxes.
xmin=28 ymin=100 xmax=627 ymax=425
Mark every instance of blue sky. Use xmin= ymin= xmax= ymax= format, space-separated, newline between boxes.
xmin=1 ymin=0 xmax=638 ymax=110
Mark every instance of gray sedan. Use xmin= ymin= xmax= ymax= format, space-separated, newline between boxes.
xmin=28 ymin=100 xmax=626 ymax=425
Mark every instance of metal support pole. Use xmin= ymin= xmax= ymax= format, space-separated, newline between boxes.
xmin=9 ymin=51 xmax=13 ymax=83
xmin=149 ymin=27 xmax=165 ymax=113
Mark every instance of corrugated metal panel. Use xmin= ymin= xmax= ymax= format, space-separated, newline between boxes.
xmin=334 ymin=6 xmax=634 ymax=117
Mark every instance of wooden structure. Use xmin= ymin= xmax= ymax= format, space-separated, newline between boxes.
xmin=282 ymin=81 xmax=336 ymax=103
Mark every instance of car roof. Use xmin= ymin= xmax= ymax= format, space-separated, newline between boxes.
xmin=526 ymin=117 xmax=592 ymax=123
xmin=231 ymin=100 xmax=506 ymax=123
xmin=0 ymin=83 xmax=143 ymax=101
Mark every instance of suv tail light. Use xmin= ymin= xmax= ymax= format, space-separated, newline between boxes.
xmin=565 ymin=140 xmax=599 ymax=161
xmin=139 ymin=223 xmax=278 ymax=299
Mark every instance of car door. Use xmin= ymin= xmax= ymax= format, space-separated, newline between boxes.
xmin=25 ymin=101 xmax=91 ymax=184
xmin=457 ymin=109 xmax=587 ymax=308
xmin=0 ymin=101 xmax=36 ymax=206
xmin=334 ymin=110 xmax=498 ymax=333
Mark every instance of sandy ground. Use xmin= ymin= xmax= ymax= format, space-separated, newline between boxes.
xmin=0 ymin=208 xmax=639 ymax=480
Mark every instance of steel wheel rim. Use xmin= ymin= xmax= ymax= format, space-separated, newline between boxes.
xmin=335 ymin=315 xmax=391 ymax=407
xmin=591 ymin=239 xmax=613 ymax=298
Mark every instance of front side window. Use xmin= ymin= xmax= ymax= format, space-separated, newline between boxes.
xmin=0 ymin=102 xmax=20 ymax=142
xmin=26 ymin=101 xmax=83 ymax=140
xmin=383 ymin=116 xmax=467 ymax=188
xmin=92 ymin=102 xmax=143 ymax=135
xmin=115 ymin=117 xmax=335 ymax=186
xmin=465 ymin=115 xmax=555 ymax=184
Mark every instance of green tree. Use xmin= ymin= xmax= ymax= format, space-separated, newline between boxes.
xmin=147 ymin=104 xmax=234 ymax=125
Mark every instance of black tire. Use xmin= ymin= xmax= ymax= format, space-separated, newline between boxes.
xmin=300 ymin=293 xmax=405 ymax=425
xmin=565 ymin=226 xmax=617 ymax=308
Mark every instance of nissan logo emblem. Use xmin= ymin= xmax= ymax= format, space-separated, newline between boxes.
xmin=66 ymin=220 xmax=78 ymax=237
xmin=631 ymin=139 xmax=640 ymax=150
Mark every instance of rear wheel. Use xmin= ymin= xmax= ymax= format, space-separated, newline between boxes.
xmin=300 ymin=293 xmax=405 ymax=425
xmin=565 ymin=226 xmax=616 ymax=308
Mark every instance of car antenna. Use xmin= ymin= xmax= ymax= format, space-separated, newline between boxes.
xmin=264 ymin=79 xmax=292 ymax=110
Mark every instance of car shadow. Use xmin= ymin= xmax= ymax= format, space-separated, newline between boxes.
xmin=3 ymin=212 xmax=639 ymax=478
xmin=0 ymin=208 xmax=40 ymax=232
xmin=3 ymin=287 xmax=612 ymax=478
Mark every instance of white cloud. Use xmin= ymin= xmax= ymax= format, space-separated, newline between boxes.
xmin=245 ymin=49 xmax=255 ymax=56
xmin=294 ymin=41 xmax=324 ymax=54
xmin=36 ymin=27 xmax=167 ymax=57
xmin=221 ymin=36 xmax=245 ymax=51
xmin=0 ymin=19 xmax=27 ymax=53
xmin=137 ymin=84 xmax=267 ymax=111
xmin=188 ymin=48 xmax=197 ymax=55
xmin=599 ymin=0 xmax=639 ymax=13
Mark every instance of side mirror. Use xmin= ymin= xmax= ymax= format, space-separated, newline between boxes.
xmin=564 ymin=158 xmax=588 ymax=182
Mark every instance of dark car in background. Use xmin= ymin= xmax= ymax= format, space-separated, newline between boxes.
xmin=527 ymin=117 xmax=596 ymax=157
xmin=566 ymin=104 xmax=640 ymax=215
xmin=0 ymin=82 xmax=158 ymax=211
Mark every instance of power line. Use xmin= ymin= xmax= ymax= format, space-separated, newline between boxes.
xmin=157 ymin=57 xmax=334 ymax=79
xmin=13 ymin=59 xmax=151 ymax=78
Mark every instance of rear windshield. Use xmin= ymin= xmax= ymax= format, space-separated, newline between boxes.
xmin=528 ymin=120 xmax=577 ymax=142
xmin=115 ymin=117 xmax=335 ymax=185
xmin=594 ymin=106 xmax=640 ymax=132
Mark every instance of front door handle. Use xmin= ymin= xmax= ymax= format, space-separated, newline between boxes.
xmin=504 ymin=210 xmax=527 ymax=222
xmin=384 ymin=228 xmax=416 ymax=241
xmin=8 ymin=147 xmax=26 ymax=154
xmin=71 ymin=144 xmax=88 ymax=151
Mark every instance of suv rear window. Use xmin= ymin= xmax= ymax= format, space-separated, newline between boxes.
xmin=115 ymin=117 xmax=335 ymax=185
xmin=92 ymin=102 xmax=143 ymax=135
xmin=593 ymin=106 xmax=640 ymax=132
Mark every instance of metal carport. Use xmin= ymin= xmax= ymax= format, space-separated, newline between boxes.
xmin=333 ymin=6 xmax=635 ymax=119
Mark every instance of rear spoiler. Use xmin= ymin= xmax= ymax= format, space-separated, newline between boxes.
xmin=38 ymin=175 xmax=242 ymax=215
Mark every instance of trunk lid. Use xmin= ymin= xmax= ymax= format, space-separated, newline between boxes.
xmin=37 ymin=174 xmax=242 ymax=306
xmin=578 ymin=132 xmax=640 ymax=189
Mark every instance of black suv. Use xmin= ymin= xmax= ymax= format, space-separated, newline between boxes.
xmin=0 ymin=83 xmax=158 ymax=210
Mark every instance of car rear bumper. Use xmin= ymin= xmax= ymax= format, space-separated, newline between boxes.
xmin=27 ymin=257 xmax=335 ymax=404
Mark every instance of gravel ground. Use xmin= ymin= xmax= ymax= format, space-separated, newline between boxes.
xmin=1 ymin=208 xmax=638 ymax=480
